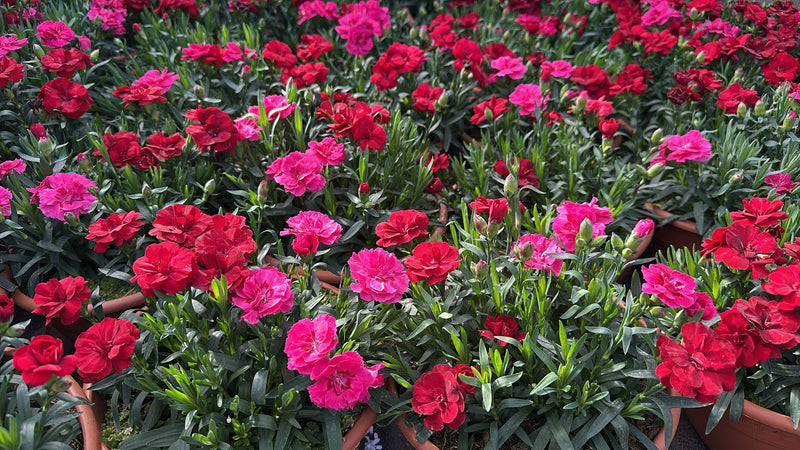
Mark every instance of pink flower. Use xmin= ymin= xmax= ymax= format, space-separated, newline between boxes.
xmin=235 ymin=116 xmax=261 ymax=141
xmin=765 ymin=173 xmax=798 ymax=194
xmin=348 ymin=248 xmax=409 ymax=303
xmin=285 ymin=314 xmax=338 ymax=375
xmin=0 ymin=35 xmax=28 ymax=57
xmin=307 ymin=351 xmax=383 ymax=410
xmin=0 ymin=159 xmax=26 ymax=180
xmin=343 ymin=23 xmax=376 ymax=56
xmin=132 ymin=68 xmax=179 ymax=95
xmin=509 ymin=83 xmax=549 ymax=116
xmin=307 ymin=138 xmax=345 ymax=166
xmin=250 ymin=95 xmax=296 ymax=120
xmin=36 ymin=21 xmax=75 ymax=48
xmin=266 ymin=152 xmax=326 ymax=196
xmin=231 ymin=267 xmax=294 ymax=323
xmin=279 ymin=211 xmax=342 ymax=256
xmin=632 ymin=219 xmax=655 ymax=240
xmin=661 ymin=130 xmax=712 ymax=163
xmin=78 ymin=36 xmax=91 ymax=51
xmin=28 ymin=173 xmax=97 ymax=223
xmin=514 ymin=234 xmax=564 ymax=276
xmin=0 ymin=187 xmax=11 ymax=216
xmin=641 ymin=2 xmax=682 ymax=27
xmin=684 ymin=292 xmax=717 ymax=320
xmin=540 ymin=60 xmax=573 ymax=81
xmin=297 ymin=0 xmax=339 ymax=24
xmin=552 ymin=197 xmax=613 ymax=252
xmin=491 ymin=56 xmax=527 ymax=80
xmin=641 ymin=264 xmax=698 ymax=309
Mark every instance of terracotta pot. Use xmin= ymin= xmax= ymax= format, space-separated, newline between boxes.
xmin=643 ymin=202 xmax=703 ymax=257
xmin=66 ymin=375 xmax=109 ymax=450
xmin=654 ymin=399 xmax=683 ymax=450
xmin=683 ymin=398 xmax=800 ymax=450
xmin=341 ymin=406 xmax=379 ymax=450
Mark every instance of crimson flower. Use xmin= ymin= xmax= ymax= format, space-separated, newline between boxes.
xmin=729 ymin=197 xmax=788 ymax=228
xmin=479 ymin=314 xmax=526 ymax=346
xmin=0 ymin=56 xmax=24 ymax=88
xmin=39 ymin=78 xmax=93 ymax=119
xmin=655 ymin=322 xmax=737 ymax=403
xmin=262 ymin=40 xmax=297 ymax=69
xmin=375 ymin=210 xmax=429 ymax=247
xmin=32 ymin=276 xmax=91 ymax=326
xmin=762 ymin=265 xmax=800 ymax=310
xmin=470 ymin=96 xmax=510 ymax=125
xmin=86 ymin=211 xmax=145 ymax=253
xmin=12 ymin=335 xmax=78 ymax=386
xmin=144 ymin=132 xmax=185 ymax=160
xmin=761 ymin=52 xmax=799 ymax=85
xmin=412 ymin=365 xmax=466 ymax=431
xmin=716 ymin=82 xmax=760 ymax=114
xmin=149 ymin=204 xmax=213 ymax=247
xmin=131 ymin=242 xmax=198 ymax=296
xmin=0 ymin=294 xmax=13 ymax=323
xmin=74 ymin=318 xmax=140 ymax=382
xmin=185 ymin=106 xmax=240 ymax=153
xmin=40 ymin=48 xmax=91 ymax=78
xmin=469 ymin=196 xmax=509 ymax=224
xmin=711 ymin=221 xmax=780 ymax=279
xmin=405 ymin=241 xmax=460 ymax=284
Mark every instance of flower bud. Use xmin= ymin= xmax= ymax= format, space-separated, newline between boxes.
xmin=435 ymin=91 xmax=449 ymax=108
xmin=621 ymin=247 xmax=633 ymax=258
xmin=257 ymin=180 xmax=269 ymax=204
xmin=49 ymin=378 xmax=73 ymax=394
xmin=409 ymin=27 xmax=418 ymax=39
xmin=90 ymin=49 xmax=100 ymax=63
xmin=591 ymin=235 xmax=608 ymax=247
xmin=728 ymin=173 xmax=742 ymax=185
xmin=515 ymin=241 xmax=534 ymax=261
xmin=194 ymin=84 xmax=205 ymax=99
xmin=4 ymin=90 xmax=13 ymax=100
xmin=132 ymin=23 xmax=142 ymax=34
xmin=646 ymin=162 xmax=665 ymax=177
xmin=473 ymin=213 xmax=488 ymax=234
xmin=426 ymin=177 xmax=443 ymax=193
xmin=113 ymin=38 xmax=124 ymax=48
xmin=754 ymin=100 xmax=765 ymax=116
xmin=33 ymin=44 xmax=44 ymax=58
xmin=77 ymin=152 xmax=92 ymax=172
xmin=648 ymin=306 xmax=666 ymax=318
xmin=783 ymin=113 xmax=796 ymax=130
xmin=7 ymin=323 xmax=25 ymax=337
xmin=471 ymin=260 xmax=488 ymax=280
xmin=38 ymin=138 xmax=53 ymax=158
xmin=650 ymin=128 xmax=663 ymax=144
xmin=736 ymin=102 xmax=747 ymax=118
xmin=626 ymin=219 xmax=654 ymax=250
xmin=689 ymin=8 xmax=700 ymax=21
xmin=64 ymin=212 xmax=80 ymax=227
xmin=578 ymin=218 xmax=594 ymax=242
xmin=419 ymin=27 xmax=429 ymax=42
xmin=358 ymin=182 xmax=369 ymax=194
xmin=732 ymin=67 xmax=743 ymax=84
xmin=484 ymin=107 xmax=494 ymax=121
xmin=503 ymin=174 xmax=518 ymax=197
xmin=695 ymin=51 xmax=705 ymax=64
xmin=611 ymin=233 xmax=624 ymax=251
xmin=142 ymin=182 xmax=153 ymax=199
xmin=204 ymin=178 xmax=216 ymax=194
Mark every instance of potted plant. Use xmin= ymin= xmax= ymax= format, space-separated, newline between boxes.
xmin=644 ymin=196 xmax=800 ymax=449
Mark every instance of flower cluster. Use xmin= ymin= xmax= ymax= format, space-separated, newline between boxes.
xmin=412 ymin=364 xmax=477 ymax=431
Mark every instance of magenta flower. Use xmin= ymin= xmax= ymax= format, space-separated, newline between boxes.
xmin=297 ymin=0 xmax=339 ymax=24
xmin=661 ymin=130 xmax=712 ymax=163
xmin=28 ymin=173 xmax=97 ymax=223
xmin=266 ymin=152 xmax=326 ymax=196
xmin=348 ymin=248 xmax=409 ymax=303
xmin=132 ymin=68 xmax=179 ymax=95
xmin=632 ymin=219 xmax=655 ymax=240
xmin=279 ymin=211 xmax=342 ymax=256
xmin=552 ymin=197 xmax=613 ymax=252
xmin=36 ymin=21 xmax=75 ymax=48
xmin=249 ymin=95 xmax=296 ymax=120
xmin=540 ymin=60 xmax=573 ymax=81
xmin=765 ymin=173 xmax=798 ymax=194
xmin=0 ymin=159 xmax=26 ymax=180
xmin=509 ymin=83 xmax=549 ymax=116
xmin=0 ymin=35 xmax=28 ymax=57
xmin=307 ymin=138 xmax=345 ymax=166
xmin=491 ymin=56 xmax=527 ymax=80
xmin=641 ymin=264 xmax=698 ymax=309
xmin=307 ymin=351 xmax=383 ymax=410
xmin=235 ymin=116 xmax=261 ymax=141
xmin=641 ymin=2 xmax=682 ymax=26
xmin=514 ymin=234 xmax=564 ymax=276
xmin=334 ymin=0 xmax=390 ymax=56
xmin=285 ymin=314 xmax=338 ymax=375
xmin=0 ymin=186 xmax=11 ymax=216
xmin=231 ymin=267 xmax=294 ymax=323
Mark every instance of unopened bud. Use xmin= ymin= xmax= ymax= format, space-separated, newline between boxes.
xmin=77 ymin=153 xmax=92 ymax=172
xmin=471 ymin=260 xmax=488 ymax=280
xmin=419 ymin=27 xmax=429 ymax=42
xmin=650 ymin=128 xmax=663 ymax=144
xmin=484 ymin=107 xmax=494 ymax=121
xmin=695 ymin=51 xmax=705 ymax=64
xmin=33 ymin=44 xmax=44 ymax=58
xmin=578 ymin=218 xmax=594 ymax=242
xmin=729 ymin=173 xmax=742 ymax=185
xmin=621 ymin=247 xmax=633 ymax=258
xmin=435 ymin=91 xmax=449 ymax=108
xmin=689 ymin=8 xmax=700 ymax=21
xmin=7 ymin=323 xmax=25 ymax=337
xmin=736 ymin=102 xmax=747 ymax=117
xmin=257 ymin=180 xmax=269 ymax=204
xmin=647 ymin=163 xmax=665 ymax=177
xmin=38 ymin=139 xmax=53 ymax=158
xmin=50 ymin=378 xmax=73 ymax=394
xmin=783 ymin=113 xmax=797 ymax=130
xmin=732 ymin=67 xmax=743 ymax=84
xmin=503 ymin=174 xmax=518 ymax=196
xmin=4 ymin=90 xmax=13 ymax=100
xmin=649 ymin=306 xmax=666 ymax=317
xmin=515 ymin=241 xmax=534 ymax=261
xmin=473 ymin=214 xmax=488 ymax=234
xmin=591 ymin=235 xmax=608 ymax=247
xmin=64 ymin=212 xmax=80 ymax=227
xmin=754 ymin=100 xmax=765 ymax=116
xmin=113 ymin=38 xmax=124 ymax=48
xmin=194 ymin=84 xmax=205 ymax=99
xmin=142 ymin=182 xmax=153 ymax=199
xmin=90 ymin=49 xmax=100 ymax=63
xmin=204 ymin=178 xmax=216 ymax=194
xmin=409 ymin=27 xmax=418 ymax=40
xmin=611 ymin=233 xmax=624 ymax=251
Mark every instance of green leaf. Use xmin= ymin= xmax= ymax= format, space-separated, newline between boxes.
xmin=545 ymin=412 xmax=575 ymax=450
xmin=251 ymin=370 xmax=268 ymax=405
xmin=119 ymin=424 xmax=186 ymax=449
xmin=706 ymin=389 xmax=735 ymax=434
xmin=323 ymin=410 xmax=342 ymax=450
xmin=790 ymin=386 xmax=800 ymax=429
xmin=573 ymin=402 xmax=624 ymax=448
xmin=481 ymin=382 xmax=492 ymax=412
xmin=493 ymin=372 xmax=523 ymax=390
xmin=530 ymin=372 xmax=559 ymax=396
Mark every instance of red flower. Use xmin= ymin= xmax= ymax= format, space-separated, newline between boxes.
xmin=155 ymin=0 xmax=199 ymax=18
xmin=39 ymin=78 xmax=93 ymax=119
xmin=469 ymin=196 xmax=508 ymax=224
xmin=0 ymin=294 xmax=13 ymax=323
xmin=185 ymin=106 xmax=240 ymax=153
xmin=0 ymin=56 xmax=24 ymax=88
xmin=493 ymin=157 xmax=539 ymax=188
xmin=426 ymin=177 xmax=444 ymax=193
xmin=716 ymin=82 xmax=759 ymax=114
xmin=131 ymin=242 xmax=198 ymax=296
xmin=655 ymin=322 xmax=737 ymax=403
xmin=452 ymin=364 xmax=478 ymax=395
xmin=412 ymin=364 xmax=466 ymax=431
xmin=716 ymin=306 xmax=775 ymax=368
xmin=113 ymin=84 xmax=166 ymax=108
xmin=74 ymin=318 xmax=140 ymax=382
xmin=609 ymin=63 xmax=652 ymax=96
xmin=144 ymin=132 xmax=185 ymax=160
xmin=405 ymin=241 xmax=460 ymax=284
xmin=570 ymin=64 xmax=612 ymax=97
xmin=598 ymin=118 xmax=619 ymax=138
xmin=296 ymin=34 xmax=333 ymax=62
xmin=711 ymin=221 xmax=780 ymax=279
xmin=149 ymin=204 xmax=214 ymax=247
xmin=412 ymin=83 xmax=444 ymax=112
xmin=425 ymin=153 xmax=450 ymax=173
xmin=352 ymin=116 xmax=387 ymax=151
xmin=32 ymin=276 xmax=91 ymax=326
xmin=470 ymin=96 xmax=509 ymax=125
xmin=761 ymin=52 xmax=799 ymax=84
xmin=40 ymin=48 xmax=91 ymax=78
xmin=262 ymin=40 xmax=297 ymax=69
xmin=762 ymin=265 xmax=800 ymax=310
xmin=12 ymin=335 xmax=78 ymax=386
xmin=86 ymin=211 xmax=145 ymax=253
xmin=375 ymin=210 xmax=429 ymax=247
xmin=479 ymin=314 xmax=526 ymax=346
xmin=94 ymin=131 xmax=144 ymax=169
xmin=281 ymin=62 xmax=328 ymax=88
xmin=729 ymin=197 xmax=788 ymax=228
